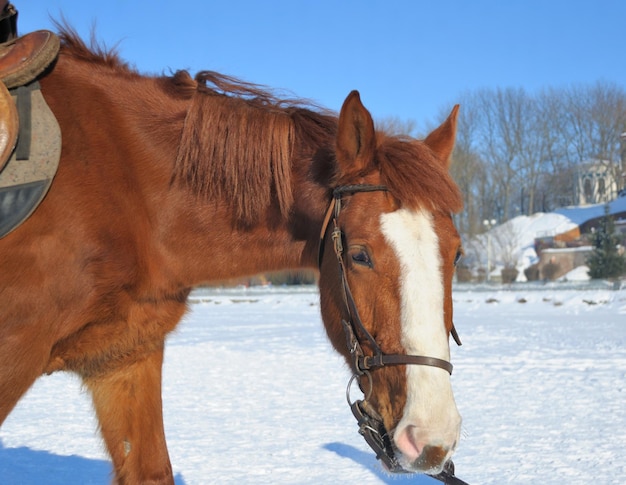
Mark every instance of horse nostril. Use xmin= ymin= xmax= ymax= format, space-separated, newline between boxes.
xmin=414 ymin=445 xmax=449 ymax=471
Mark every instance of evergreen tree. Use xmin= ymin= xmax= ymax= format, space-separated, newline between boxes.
xmin=587 ymin=205 xmax=626 ymax=279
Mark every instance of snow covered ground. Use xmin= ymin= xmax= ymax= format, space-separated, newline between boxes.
xmin=1 ymin=284 xmax=625 ymax=484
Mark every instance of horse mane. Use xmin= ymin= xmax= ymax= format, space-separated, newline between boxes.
xmin=56 ymin=23 xmax=138 ymax=74
xmin=172 ymin=73 xmax=462 ymax=224
xmin=172 ymin=71 xmax=337 ymax=225
xmin=54 ymin=25 xmax=460 ymax=221
xmin=54 ymin=24 xmax=336 ymax=225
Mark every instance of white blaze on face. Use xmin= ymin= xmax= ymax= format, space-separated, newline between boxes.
xmin=380 ymin=207 xmax=461 ymax=469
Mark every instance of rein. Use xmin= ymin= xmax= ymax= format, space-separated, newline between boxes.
xmin=318 ymin=184 xmax=469 ymax=485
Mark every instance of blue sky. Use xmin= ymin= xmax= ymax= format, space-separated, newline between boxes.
xmin=19 ymin=1 xmax=626 ymax=129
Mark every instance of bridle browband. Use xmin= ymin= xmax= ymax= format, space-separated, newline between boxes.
xmin=318 ymin=184 xmax=468 ymax=485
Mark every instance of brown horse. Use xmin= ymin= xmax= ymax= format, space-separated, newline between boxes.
xmin=0 ymin=28 xmax=464 ymax=483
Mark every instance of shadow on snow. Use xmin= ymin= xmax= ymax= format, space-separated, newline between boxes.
xmin=323 ymin=442 xmax=443 ymax=484
xmin=0 ymin=440 xmax=187 ymax=485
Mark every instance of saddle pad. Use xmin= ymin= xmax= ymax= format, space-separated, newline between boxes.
xmin=0 ymin=81 xmax=61 ymax=238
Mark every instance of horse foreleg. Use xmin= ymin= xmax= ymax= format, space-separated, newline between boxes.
xmin=0 ymin=328 xmax=50 ymax=425
xmin=84 ymin=345 xmax=174 ymax=485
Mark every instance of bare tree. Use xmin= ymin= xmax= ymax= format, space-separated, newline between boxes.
xmin=558 ymin=81 xmax=626 ymax=199
xmin=449 ymin=94 xmax=486 ymax=237
xmin=381 ymin=82 xmax=626 ymax=249
xmin=474 ymin=87 xmax=532 ymax=221
xmin=588 ymin=81 xmax=626 ymax=194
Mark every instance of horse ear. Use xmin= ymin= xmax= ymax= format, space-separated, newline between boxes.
xmin=336 ymin=90 xmax=376 ymax=176
xmin=424 ymin=105 xmax=459 ymax=168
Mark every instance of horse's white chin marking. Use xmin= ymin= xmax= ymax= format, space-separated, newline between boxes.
xmin=380 ymin=207 xmax=461 ymax=464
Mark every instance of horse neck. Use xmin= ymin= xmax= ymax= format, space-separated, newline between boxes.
xmin=159 ymin=160 xmax=330 ymax=286
xmin=41 ymin=55 xmax=331 ymax=288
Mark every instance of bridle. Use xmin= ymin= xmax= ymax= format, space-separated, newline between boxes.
xmin=318 ymin=184 xmax=468 ymax=485
xmin=318 ymin=184 xmax=457 ymax=375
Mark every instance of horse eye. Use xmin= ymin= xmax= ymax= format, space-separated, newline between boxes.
xmin=454 ymin=249 xmax=463 ymax=267
xmin=351 ymin=249 xmax=372 ymax=268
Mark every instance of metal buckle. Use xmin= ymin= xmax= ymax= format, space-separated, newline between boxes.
xmin=349 ymin=399 xmax=407 ymax=473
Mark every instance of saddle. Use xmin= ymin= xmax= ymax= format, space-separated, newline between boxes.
xmin=0 ymin=2 xmax=61 ymax=238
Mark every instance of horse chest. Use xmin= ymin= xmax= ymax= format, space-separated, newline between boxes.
xmin=45 ymin=289 xmax=190 ymax=377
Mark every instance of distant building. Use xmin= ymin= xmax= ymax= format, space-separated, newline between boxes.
xmin=575 ymin=134 xmax=626 ymax=205
xmin=577 ymin=159 xmax=621 ymax=205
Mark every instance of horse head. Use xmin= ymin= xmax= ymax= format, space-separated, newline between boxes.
xmin=318 ymin=91 xmax=463 ymax=474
